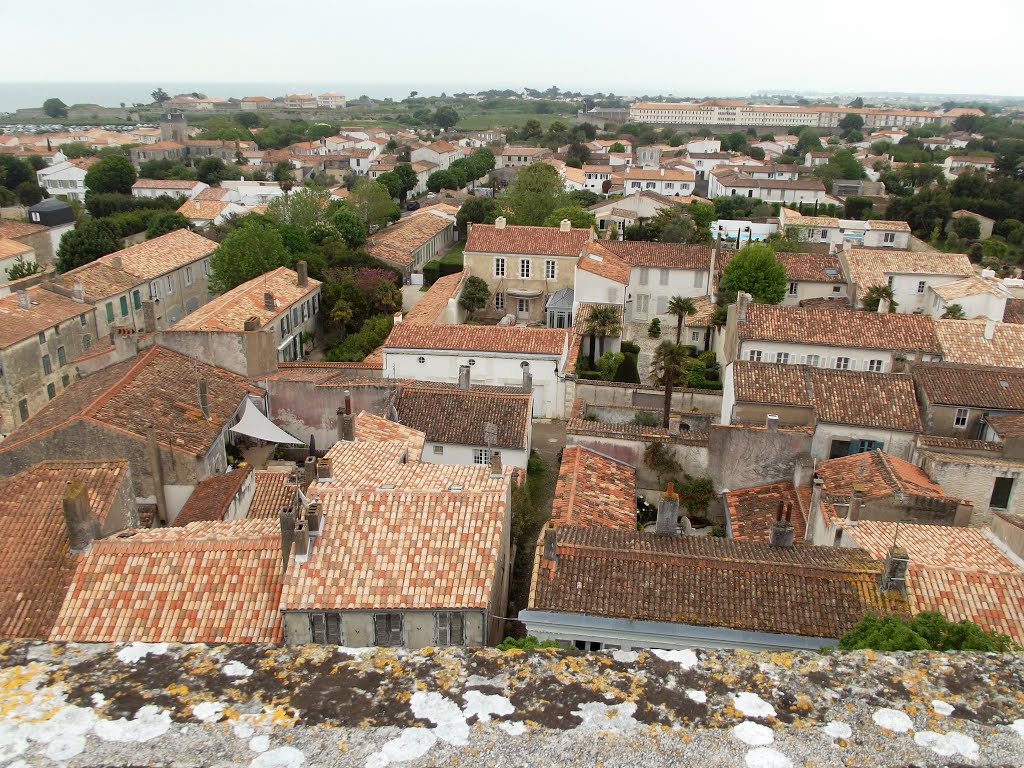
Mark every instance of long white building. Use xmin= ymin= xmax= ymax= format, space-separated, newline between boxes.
xmin=629 ymin=101 xmax=941 ymax=130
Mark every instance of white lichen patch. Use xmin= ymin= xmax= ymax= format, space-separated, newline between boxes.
xmin=94 ymin=705 xmax=172 ymax=743
xmin=744 ymin=746 xmax=793 ymax=768
xmin=234 ymin=722 xmax=256 ymax=739
xmin=192 ymin=701 xmax=225 ymax=723
xmin=611 ymin=650 xmax=639 ymax=664
xmin=733 ymin=692 xmax=776 ymax=719
xmin=222 ymin=660 xmax=254 ymax=678
xmin=733 ymin=720 xmax=774 ymax=746
xmin=250 ymin=734 xmax=271 ymax=753
xmin=465 ymin=673 xmax=507 ymax=689
xmin=1011 ymin=719 xmax=1024 ymax=739
xmin=823 ymin=721 xmax=852 ymax=740
xmin=410 ymin=691 xmax=469 ymax=745
xmin=365 ymin=728 xmax=437 ymax=768
xmin=914 ymin=730 xmax=979 ymax=760
xmin=872 ymin=707 xmax=913 ymax=733
xmin=499 ymin=722 xmax=526 ymax=736
xmin=249 ymin=745 xmax=305 ymax=768
xmin=931 ymin=700 xmax=954 ymax=717
xmin=115 ymin=642 xmax=169 ymax=664
xmin=686 ymin=690 xmax=707 ymax=704
xmin=651 ymin=649 xmax=698 ymax=669
xmin=570 ymin=701 xmax=639 ymax=734
xmin=461 ymin=691 xmax=514 ymax=724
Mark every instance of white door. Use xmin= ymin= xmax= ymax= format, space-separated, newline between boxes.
xmin=531 ymin=385 xmax=544 ymax=417
xmin=635 ymin=294 xmax=650 ymax=320
xmin=517 ymin=298 xmax=530 ymax=321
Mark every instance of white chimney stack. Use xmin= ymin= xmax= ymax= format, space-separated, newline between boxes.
xmin=16 ymin=290 xmax=30 ymax=310
xmin=494 ymin=216 xmax=507 ymax=230
xmin=877 ymin=298 xmax=891 ymax=314
xmin=559 ymin=219 xmax=571 ymax=232
xmin=766 ymin=414 xmax=779 ymax=432
xmin=983 ymin=318 xmax=996 ymax=341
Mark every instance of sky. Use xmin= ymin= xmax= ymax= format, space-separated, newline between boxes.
xmin=4 ymin=0 xmax=1023 ymax=99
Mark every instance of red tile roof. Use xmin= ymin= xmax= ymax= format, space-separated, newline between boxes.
xmin=551 ymin=447 xmax=636 ymax=528
xmin=935 ymin=319 xmax=1024 ymax=368
xmin=354 ymin=412 xmax=425 ymax=462
xmin=465 ymin=223 xmax=592 ymax=257
xmin=816 ymin=450 xmax=951 ymax=501
xmin=402 ymin=272 xmax=465 ymax=324
xmin=774 ymin=251 xmax=845 ymax=283
xmin=913 ymin=362 xmax=1024 ymax=411
xmin=173 ymin=466 xmax=253 ymax=527
xmin=530 ymin=526 xmax=904 ymax=639
xmin=249 ymin=471 xmax=295 ymax=520
xmin=0 ymin=460 xmax=130 ymax=639
xmin=0 ymin=347 xmax=261 ymax=457
xmin=739 ymin=304 xmax=941 ymax=354
xmin=600 ymin=241 xmax=712 ymax=270
xmin=0 ymin=285 xmax=91 ymax=350
xmin=51 ymin=519 xmax=283 ymax=643
xmin=385 ymin=323 xmax=568 ymax=356
xmin=577 ymin=243 xmax=631 ymax=284
xmin=392 ymin=388 xmax=531 ymax=450
xmin=725 ymin=481 xmax=807 ymax=542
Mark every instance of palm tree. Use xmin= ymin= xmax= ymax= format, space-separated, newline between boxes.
xmin=582 ymin=305 xmax=622 ymax=368
xmin=651 ymin=340 xmax=689 ymax=429
xmin=941 ymin=303 xmax=966 ymax=320
xmin=667 ymin=295 xmax=697 ymax=344
xmin=862 ymin=284 xmax=898 ymax=312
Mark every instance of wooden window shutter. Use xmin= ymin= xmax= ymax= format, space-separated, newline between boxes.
xmin=390 ymin=614 xmax=403 ymax=646
xmin=451 ymin=613 xmax=465 ymax=645
xmin=326 ymin=614 xmax=342 ymax=644
xmin=436 ymin=612 xmax=449 ymax=645
xmin=374 ymin=614 xmax=388 ymax=645
xmin=310 ymin=613 xmax=326 ymax=644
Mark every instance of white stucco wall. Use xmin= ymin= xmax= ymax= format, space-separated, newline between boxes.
xmin=810 ymin=424 xmax=917 ymax=462
xmin=736 ymin=339 xmax=933 ymax=372
xmin=423 ymin=441 xmax=529 ymax=469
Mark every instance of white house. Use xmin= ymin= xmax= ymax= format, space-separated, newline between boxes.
xmin=708 ymin=168 xmax=827 ymax=203
xmin=589 ymin=190 xmax=683 ymax=235
xmin=684 ymin=138 xmax=721 ymax=155
xmin=686 ymin=152 xmax=732 ymax=180
xmin=582 ymin=163 xmax=614 ymax=195
xmin=943 ymin=155 xmax=996 ymax=179
xmin=35 ymin=158 xmax=94 ymax=202
xmin=131 ymin=179 xmax=208 ymax=200
xmin=841 ymin=249 xmax=973 ymax=313
xmin=495 ymin=146 xmax=551 ymax=169
xmin=317 ymin=92 xmax=346 ymax=109
xmin=862 ymin=220 xmax=912 ymax=249
xmin=410 ymin=141 xmax=464 ymax=172
xmin=620 ymin=167 xmax=695 ymax=197
xmin=382 ymin=324 xmax=571 ymax=418
xmin=926 ymin=271 xmax=1011 ymax=322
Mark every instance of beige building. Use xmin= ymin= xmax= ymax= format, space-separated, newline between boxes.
xmin=365 ymin=210 xmax=458 ymax=281
xmin=463 ymin=218 xmax=594 ymax=323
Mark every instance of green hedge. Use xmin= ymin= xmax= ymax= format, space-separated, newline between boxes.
xmin=422 ymin=259 xmax=441 ymax=285
xmin=325 ymin=313 xmax=393 ymax=362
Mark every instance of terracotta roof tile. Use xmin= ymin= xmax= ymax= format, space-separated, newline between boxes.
xmin=58 ymin=260 xmax=144 ymax=302
xmin=466 ymin=223 xmax=591 ymax=257
xmin=385 ymin=323 xmax=568 ymax=356
xmin=0 ymin=460 xmax=130 ymax=639
xmin=366 ymin=212 xmax=454 ymax=267
xmin=731 ymin=362 xmax=922 ymax=432
xmin=0 ymin=238 xmax=33 ymax=259
xmin=817 ymin=450 xmax=950 ymax=501
xmin=50 ymin=519 xmax=282 ymax=643
xmin=0 ymin=285 xmax=91 ymax=349
xmin=1002 ymin=298 xmax=1024 ymax=324
xmin=985 ymin=412 xmax=1024 ymax=439
xmin=725 ymin=482 xmax=807 ymax=542
xmin=774 ymin=251 xmax=845 ymax=283
xmin=739 ymin=304 xmax=941 ymax=354
xmin=402 ymin=272 xmax=464 ymax=325
xmin=249 ymin=471 xmax=296 ymax=520
xmin=95 ymin=229 xmax=215 ymax=281
xmin=177 ymin=199 xmax=230 ymax=220
xmin=577 ymin=243 xmax=631 ymax=284
xmin=354 ymin=412 xmax=425 ymax=462
xmin=935 ymin=319 xmax=1024 ymax=367
xmin=391 ymin=388 xmax=531 ymax=450
xmin=913 ymin=362 xmax=1024 ymax=410
xmin=551 ymin=447 xmax=635 ymax=528
xmin=863 ymin=220 xmax=911 ymax=232
xmin=170 ymin=267 xmax=320 ymax=331
xmin=173 ymin=466 xmax=253 ymax=527
xmin=530 ymin=526 xmax=903 ymax=639
xmin=600 ymin=240 xmax=712 ymax=270
xmin=0 ymin=220 xmax=47 ymax=238
xmin=131 ymin=179 xmax=202 ymax=190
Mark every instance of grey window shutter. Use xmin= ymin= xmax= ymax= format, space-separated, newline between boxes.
xmin=451 ymin=614 xmax=465 ymax=645
xmin=311 ymin=613 xmax=326 ymax=644
xmin=326 ymin=614 xmax=342 ymax=644
xmin=374 ymin=614 xmax=388 ymax=645
xmin=436 ymin=612 xmax=449 ymax=645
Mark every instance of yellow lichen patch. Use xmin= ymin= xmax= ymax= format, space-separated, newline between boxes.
xmin=765 ymin=652 xmax=795 ymax=669
xmin=0 ymin=664 xmax=63 ymax=722
xmin=222 ymin=706 xmax=241 ymax=721
xmin=792 ymin=694 xmax=813 ymax=713
xmin=165 ymin=683 xmax=189 ymax=697
xmin=267 ymin=705 xmax=298 ymax=727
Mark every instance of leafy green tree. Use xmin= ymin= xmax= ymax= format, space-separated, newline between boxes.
xmin=209 ymin=224 xmax=290 ymax=293
xmin=43 ymin=98 xmax=68 ymax=118
xmin=145 ymin=211 xmax=190 ymax=239
xmin=720 ymin=243 xmax=787 ymax=305
xmin=796 ymin=128 xmax=822 ymax=154
xmin=392 ymin=163 xmax=419 ymax=201
xmin=348 ymin=178 xmax=400 ymax=229
xmin=941 ymin=304 xmax=966 ymax=320
xmin=567 ymin=142 xmax=591 ymax=166
xmin=861 ymin=284 xmax=898 ymax=312
xmin=951 ymin=216 xmax=981 ymax=240
xmin=329 ymin=206 xmax=368 ymax=248
xmin=596 ymin=351 xmax=625 ymax=381
xmin=84 ymin=155 xmax=136 ymax=195
xmin=15 ymin=182 xmax=44 ymax=206
xmin=651 ymin=340 xmax=689 ymax=428
xmin=667 ymin=296 xmax=697 ymax=343
xmin=61 ymin=142 xmax=97 ymax=159
xmin=844 ymin=196 xmax=874 ymax=219
xmin=56 ymin=220 xmax=121 ymax=272
xmin=234 ymin=111 xmax=260 ymax=128
xmin=677 ymin=474 xmax=715 ymax=518
xmin=0 ymin=156 xmax=34 ymax=190
xmin=499 ymin=163 xmax=569 ymax=226
xmin=541 ymin=206 xmax=595 ymax=228
xmin=426 ymin=170 xmax=458 ymax=193
xmin=456 ymin=197 xmax=499 ymax=235
xmin=458 ymin=276 xmax=491 ymax=318
xmin=273 ymin=161 xmax=296 ymax=192
xmin=433 ymin=106 xmax=459 ymax=130
xmin=376 ymin=171 xmax=405 ymax=200
xmin=609 ymin=141 xmax=626 ymax=153
xmin=518 ymin=119 xmax=544 ymax=142
xmin=151 ymin=88 xmax=169 ymax=104
xmin=839 ymin=113 xmax=864 ymax=131
xmin=195 ymin=157 xmax=240 ymax=185
xmin=582 ymin=304 xmax=622 ymax=368
xmin=266 ymin=187 xmax=331 ymax=230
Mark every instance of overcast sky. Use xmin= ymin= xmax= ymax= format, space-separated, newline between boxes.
xmin=5 ymin=0 xmax=1022 ymax=98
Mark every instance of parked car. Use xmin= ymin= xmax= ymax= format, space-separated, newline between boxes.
xmin=406 ymin=201 xmax=420 ymax=211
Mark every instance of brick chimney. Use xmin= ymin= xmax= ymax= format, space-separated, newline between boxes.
xmin=656 ymin=481 xmax=680 ymax=536
xmin=293 ymin=519 xmax=310 ymax=562
xmin=63 ymin=479 xmax=100 ymax=554
xmin=337 ymin=389 xmax=355 ymax=441
xmin=316 ymin=458 xmax=333 ymax=481
xmin=111 ymin=255 xmax=124 ymax=271
xmin=306 ymin=502 xmax=322 ymax=538
xmin=494 ymin=216 xmax=507 ymax=230
xmin=559 ymin=219 xmax=571 ymax=232
xmin=522 ymin=366 xmax=532 ymax=393
xmin=16 ymin=290 xmax=30 ymax=310
xmin=769 ymin=500 xmax=795 ymax=548
xmin=542 ymin=525 xmax=558 ymax=572
xmin=71 ymin=283 xmax=85 ymax=303
xmin=737 ymin=292 xmax=751 ymax=322
xmin=296 ymin=260 xmax=308 ymax=288
xmin=197 ymin=379 xmax=210 ymax=419
xmin=243 ymin=317 xmax=260 ymax=331
xmin=458 ymin=364 xmax=471 ymax=391
xmin=264 ymin=291 xmax=275 ymax=312
xmin=279 ymin=505 xmax=295 ymax=572
xmin=847 ymin=487 xmax=864 ymax=524
xmin=303 ymin=455 xmax=317 ymax=490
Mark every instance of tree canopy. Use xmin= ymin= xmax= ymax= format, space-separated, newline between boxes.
xmin=458 ymin=275 xmax=491 ymax=318
xmin=839 ymin=612 xmax=1018 ymax=652
xmin=42 ymin=98 xmax=68 ymax=118
xmin=208 ymin=223 xmax=291 ymax=293
xmin=499 ymin=163 xmax=569 ymax=226
xmin=56 ymin=220 xmax=121 ymax=272
xmin=84 ymin=155 xmax=137 ymax=196
xmin=720 ymin=243 xmax=787 ymax=305
xmin=541 ymin=206 xmax=595 ymax=229
xmin=348 ymin=179 xmax=400 ymax=229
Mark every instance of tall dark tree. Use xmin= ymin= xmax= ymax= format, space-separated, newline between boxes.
xmin=84 ymin=155 xmax=136 ymax=195
xmin=42 ymin=98 xmax=68 ymax=118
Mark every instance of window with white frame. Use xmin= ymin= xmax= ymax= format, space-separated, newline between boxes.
xmin=639 ymin=267 xmax=649 ymax=286
xmin=184 ymin=266 xmax=194 ymax=286
xmin=805 ymin=354 xmax=820 ymax=367
xmin=545 ymin=260 xmax=556 ymax=279
xmin=788 ymin=281 xmax=798 ymax=296
xmin=867 ymin=359 xmax=883 ymax=372
xmin=149 ymin=280 xmax=159 ymax=300
xmin=434 ymin=612 xmax=465 ymax=645
xmin=954 ymin=408 xmax=969 ymax=428
xmin=659 ymin=269 xmax=669 ymax=286
xmin=776 ymin=352 xmax=790 ymax=364
xmin=887 ymin=275 xmax=894 ymax=288
xmin=165 ymin=275 xmax=174 ymax=294
xmin=883 ymin=232 xmax=895 ymax=243
xmin=836 ymin=357 xmax=851 ymax=370
xmin=473 ymin=448 xmax=492 ymax=465
xmin=748 ymin=350 xmax=762 ymax=362
xmin=691 ymin=331 xmax=699 ymax=342
xmin=494 ymin=257 xmax=505 ymax=277
xmin=520 ymin=259 xmax=531 ymax=278
xmin=917 ymin=280 xmax=926 ymax=293
xmin=517 ymin=298 xmax=529 ymax=314
xmin=494 ymin=291 xmax=504 ymax=310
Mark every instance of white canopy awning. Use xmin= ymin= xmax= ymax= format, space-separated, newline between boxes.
xmin=229 ymin=399 xmax=303 ymax=444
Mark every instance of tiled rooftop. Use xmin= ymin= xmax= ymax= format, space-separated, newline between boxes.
xmin=816 ymin=449 xmax=950 ymax=501
xmin=846 ymin=521 xmax=1024 ymax=643
xmin=724 ymin=481 xmax=807 ymax=542
xmin=50 ymin=519 xmax=283 ymax=644
xmin=385 ymin=323 xmax=568 ymax=356
xmin=930 ymin=274 xmax=1007 ymax=301
xmin=172 ymin=466 xmax=253 ymax=527
xmin=465 ymin=223 xmax=592 ymax=257
xmin=177 ymin=199 xmax=230 ymax=220
xmin=95 ymin=229 xmax=215 ymax=281
xmin=132 ymin=179 xmax=202 ymax=189
xmin=913 ymin=362 xmax=1024 ymax=410
xmin=391 ymin=388 xmax=531 ymax=450
xmin=986 ymin=412 xmax=1024 ymax=439
xmin=365 ymin=212 xmax=453 ymax=267
xmin=58 ymin=259 xmax=144 ymax=301
xmin=843 ymin=249 xmax=972 ymax=302
xmin=739 ymin=304 xmax=941 ymax=354
xmin=0 ymin=238 xmax=33 ymax=259
xmin=935 ymin=319 xmax=1024 ymax=368
xmin=774 ymin=251 xmax=845 ymax=283
xmin=550 ymin=447 xmax=636 ymax=529
xmin=402 ymin=272 xmax=464 ymax=324
xmin=531 ymin=526 xmax=903 ymax=639
xmin=248 ymin=470 xmax=296 ymax=520
xmin=576 ymin=243 xmax=631 ymax=284
xmin=0 ymin=460 xmax=129 ymax=639
xmin=1002 ymin=297 xmax=1024 ymax=324
xmin=0 ymin=219 xmax=47 ymax=238
xmin=0 ymin=285 xmax=91 ymax=350
xmin=0 ymin=346 xmax=261 ymax=457
xmin=731 ymin=362 xmax=923 ymax=432
xmin=354 ymin=411 xmax=425 ymax=462
xmin=170 ymin=266 xmax=320 ymax=331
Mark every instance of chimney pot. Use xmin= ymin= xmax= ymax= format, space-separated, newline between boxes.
xmin=16 ymin=290 xmax=30 ymax=310
xmin=243 ymin=316 xmax=260 ymax=331
xmin=559 ymin=218 xmax=571 ymax=232
xmin=458 ymin=364 xmax=471 ymax=391
xmin=297 ymin=260 xmax=308 ymax=288
xmin=983 ymin=318 xmax=996 ymax=341
xmin=63 ymin=479 xmax=100 ymax=553
xmin=877 ymin=297 xmax=891 ymax=314
xmin=111 ymin=255 xmax=123 ymax=271
xmin=279 ymin=506 xmax=295 ymax=572
xmin=489 ymin=451 xmax=503 ymax=477
xmin=293 ymin=521 xmax=310 ymax=560
xmin=494 ymin=216 xmax=507 ymax=230
xmin=766 ymin=413 xmax=779 ymax=432
xmin=306 ymin=502 xmax=322 ymax=537
xmin=737 ymin=292 xmax=751 ymax=322
xmin=343 ymin=390 xmax=352 ymax=416
xmin=303 ymin=456 xmax=317 ymax=490
xmin=316 ymin=458 xmax=333 ymax=481
xmin=264 ymin=291 xmax=275 ymax=311
xmin=656 ymin=482 xmax=681 ymax=536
